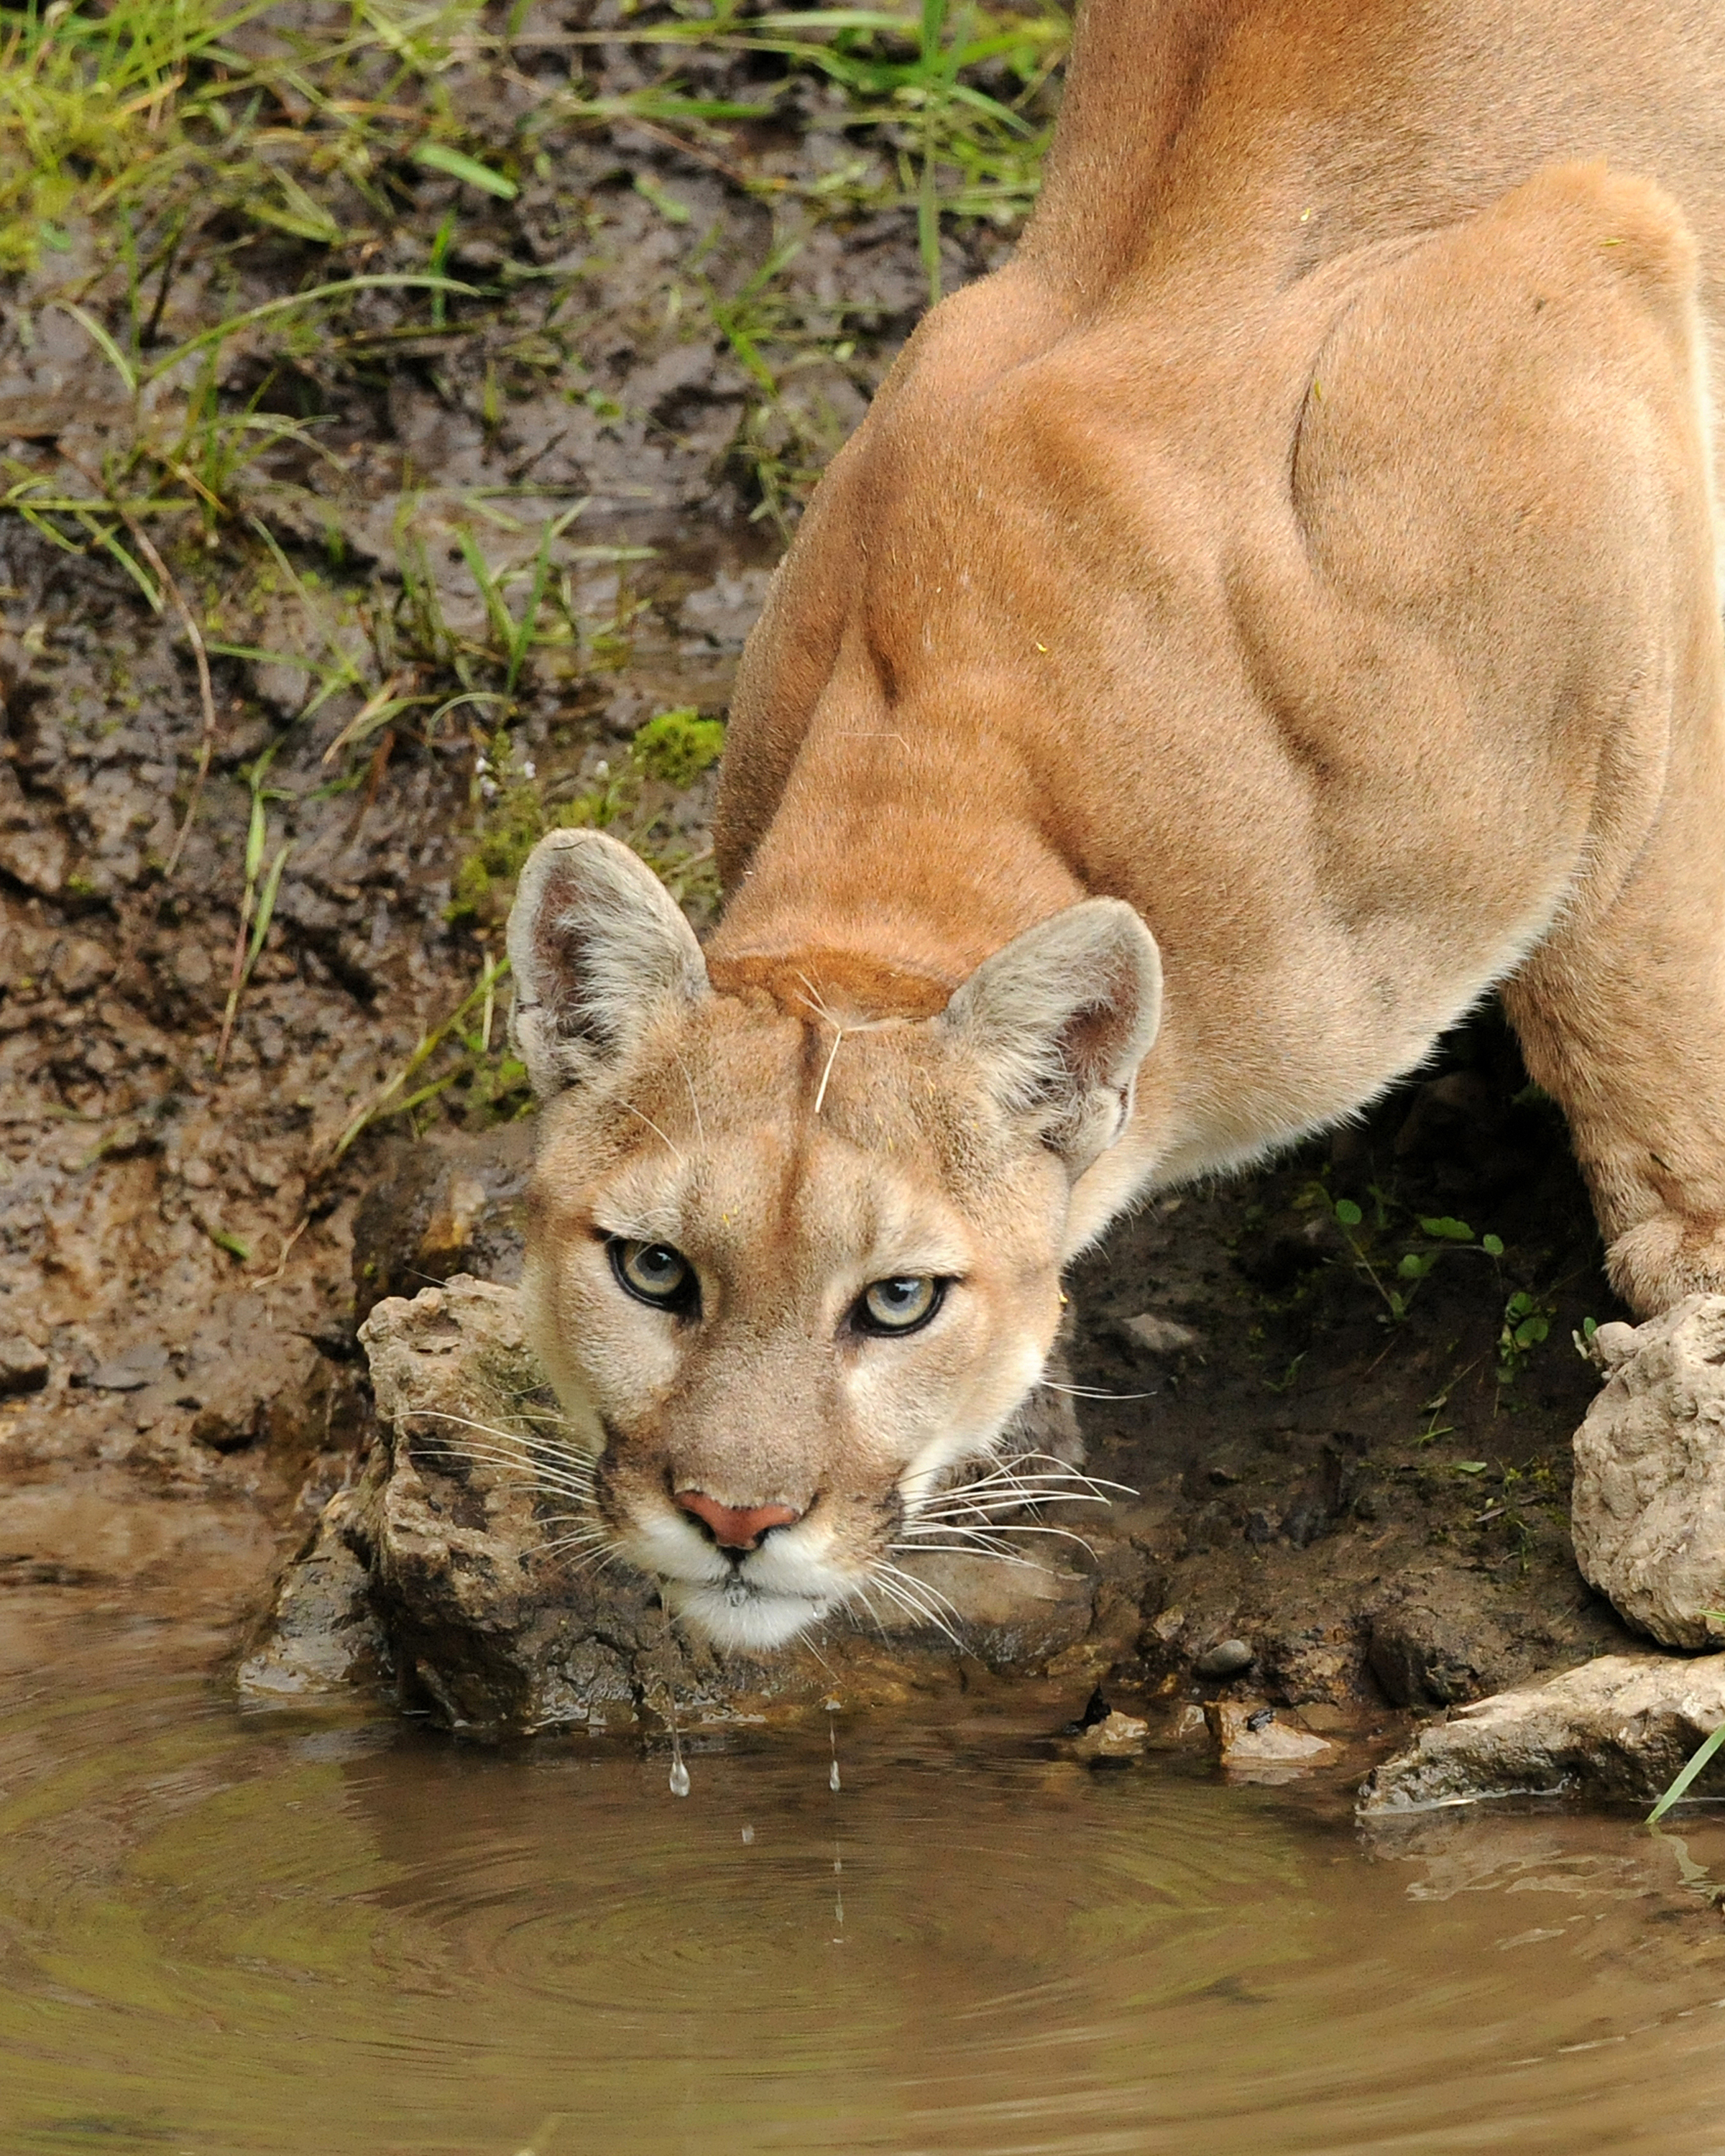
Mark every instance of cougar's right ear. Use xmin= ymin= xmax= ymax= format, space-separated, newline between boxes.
xmin=506 ymin=829 xmax=708 ymax=1097
xmin=940 ymin=898 xmax=1162 ymax=1175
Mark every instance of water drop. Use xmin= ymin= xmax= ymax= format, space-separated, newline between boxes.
xmin=740 ymin=1824 xmax=754 ymax=1844
xmin=829 ymin=1759 xmax=842 ymax=1792
xmin=669 ymin=1757 xmax=690 ymax=1797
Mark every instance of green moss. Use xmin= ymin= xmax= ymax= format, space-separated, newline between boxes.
xmin=632 ymin=707 xmax=726 ymax=788
xmin=448 ymin=783 xmax=548 ymax=923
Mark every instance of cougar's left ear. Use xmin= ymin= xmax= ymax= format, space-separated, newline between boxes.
xmin=940 ymin=898 xmax=1162 ymax=1172
xmin=506 ymin=829 xmax=708 ymax=1097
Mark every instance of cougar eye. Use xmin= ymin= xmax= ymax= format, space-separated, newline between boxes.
xmin=610 ymin=1238 xmax=699 ymax=1317
xmin=854 ymin=1275 xmax=944 ymax=1337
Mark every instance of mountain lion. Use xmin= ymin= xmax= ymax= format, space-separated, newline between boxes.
xmin=507 ymin=0 xmax=1725 ymax=1648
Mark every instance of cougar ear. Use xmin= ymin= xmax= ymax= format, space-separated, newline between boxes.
xmin=940 ymin=898 xmax=1162 ymax=1172
xmin=506 ymin=829 xmax=708 ymax=1097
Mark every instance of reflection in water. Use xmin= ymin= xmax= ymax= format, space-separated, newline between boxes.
xmin=2 ymin=1609 xmax=1724 ymax=2155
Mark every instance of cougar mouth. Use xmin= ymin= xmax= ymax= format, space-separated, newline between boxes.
xmin=658 ymin=1572 xmax=837 ymax=1653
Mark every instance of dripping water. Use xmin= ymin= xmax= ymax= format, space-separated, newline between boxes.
xmin=827 ymin=1696 xmax=845 ymax=1943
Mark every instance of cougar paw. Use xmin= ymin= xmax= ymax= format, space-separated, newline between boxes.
xmin=1606 ymin=1210 xmax=1725 ymax=1317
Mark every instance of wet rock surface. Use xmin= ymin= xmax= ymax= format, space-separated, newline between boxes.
xmin=1206 ymin=1700 xmax=1338 ymax=1779
xmin=1360 ymin=1653 xmax=1725 ymax=1812
xmin=1572 ymin=1296 xmax=1725 ymax=1649
xmin=351 ymin=1122 xmax=535 ymax=1323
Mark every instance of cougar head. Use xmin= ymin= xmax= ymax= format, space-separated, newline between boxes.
xmin=504 ymin=830 xmax=1160 ymax=1651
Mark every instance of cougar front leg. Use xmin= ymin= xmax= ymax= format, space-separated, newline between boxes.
xmin=1503 ymin=737 xmax=1725 ymax=1316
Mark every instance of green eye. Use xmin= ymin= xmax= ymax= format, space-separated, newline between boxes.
xmin=855 ymin=1276 xmax=944 ymax=1337
xmin=610 ymin=1239 xmax=698 ymax=1315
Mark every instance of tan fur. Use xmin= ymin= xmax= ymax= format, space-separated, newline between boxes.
xmin=511 ymin=1 xmax=1725 ymax=1646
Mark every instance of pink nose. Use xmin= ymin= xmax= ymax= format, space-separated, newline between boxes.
xmin=675 ymin=1491 xmax=803 ymax=1551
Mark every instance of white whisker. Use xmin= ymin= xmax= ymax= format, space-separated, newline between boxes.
xmin=1037 ymin=1381 xmax=1156 ymax=1400
xmin=890 ymin=1538 xmax=1052 ymax=1572
xmin=849 ymin=1583 xmax=895 ymax=1646
xmin=864 ymin=1567 xmax=940 ymax=1638
xmin=415 ymin=1450 xmax=598 ymax=1503
xmin=901 ymin=1515 xmax=1092 ymax=1550
xmin=553 ymin=1538 xmax=626 ymax=1578
xmin=670 ymin=1045 xmax=706 ymax=1146
xmin=410 ymin=1409 xmax=600 ymax=1471
xmin=539 ymin=1529 xmax=610 ymax=1554
xmin=623 ymin=1099 xmax=685 ymax=1164
xmin=873 ymin=1560 xmax=966 ymax=1646
xmin=812 ymin=1025 xmax=844 ymax=1115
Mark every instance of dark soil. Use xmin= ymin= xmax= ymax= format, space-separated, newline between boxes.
xmin=0 ymin=7 xmax=1639 ymax=1717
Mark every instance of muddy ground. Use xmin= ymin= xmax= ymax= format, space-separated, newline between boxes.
xmin=0 ymin=2 xmax=1642 ymax=1726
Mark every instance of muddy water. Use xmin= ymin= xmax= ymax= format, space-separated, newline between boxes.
xmin=6 ymin=1606 xmax=1725 ymax=2156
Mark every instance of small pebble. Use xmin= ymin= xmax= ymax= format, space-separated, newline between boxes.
xmin=1195 ymin=1638 xmax=1255 ymax=1679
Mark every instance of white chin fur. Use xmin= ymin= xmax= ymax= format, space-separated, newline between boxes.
xmin=660 ymin=1575 xmax=835 ymax=1651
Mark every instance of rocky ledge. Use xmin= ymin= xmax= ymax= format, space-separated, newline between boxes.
xmin=242 ymin=1274 xmax=1143 ymax=1738
xmin=1359 ymin=1652 xmax=1725 ymax=1811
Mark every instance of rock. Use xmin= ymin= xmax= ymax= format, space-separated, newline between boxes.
xmin=1118 ymin=1312 xmax=1200 ymax=1354
xmin=1359 ymin=1652 xmax=1725 ymax=1812
xmin=351 ymin=1123 xmax=535 ymax=1321
xmin=1069 ymin=1708 xmax=1151 ymax=1760
xmin=1205 ymin=1700 xmax=1338 ymax=1777
xmin=1195 ymin=1636 xmax=1254 ymax=1679
xmin=247 ymin=1275 xmax=1102 ymax=1738
xmin=50 ymin=936 xmax=111 ymax=998
xmin=83 ymin=1342 xmax=170 ymax=1393
xmin=238 ymin=1482 xmax=390 ymax=1695
xmin=1368 ymin=1602 xmax=1494 ymax=1707
xmin=176 ymin=1312 xmax=328 ymax=1460
xmin=1572 ymin=1294 xmax=1725 ymax=1649
xmin=1260 ymin=1623 xmax=1363 ymax=1705
xmin=0 ymin=1336 xmax=47 ymax=1397
xmin=0 ymin=765 xmax=67 ymax=896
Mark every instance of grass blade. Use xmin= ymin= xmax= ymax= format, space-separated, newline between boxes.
xmin=244 ymin=840 xmax=293 ymax=973
xmin=89 ymin=525 xmax=164 ymax=612
xmin=413 ymin=142 xmax=519 ymax=199
xmin=505 ymin=524 xmax=555 ymax=696
xmin=57 ymin=302 xmax=139 ymax=396
xmin=1649 ymin=1721 xmax=1725 ymax=1823
xmin=144 ymin=275 xmax=481 ymax=384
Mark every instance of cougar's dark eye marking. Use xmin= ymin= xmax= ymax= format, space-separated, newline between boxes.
xmin=610 ymin=1238 xmax=699 ymax=1317
xmin=854 ymin=1275 xmax=944 ymax=1337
